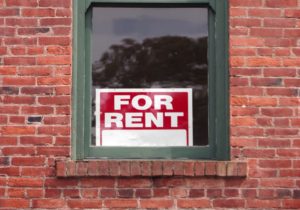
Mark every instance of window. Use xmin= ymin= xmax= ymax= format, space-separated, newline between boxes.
xmin=73 ymin=0 xmax=229 ymax=160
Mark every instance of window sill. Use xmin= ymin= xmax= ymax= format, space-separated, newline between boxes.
xmin=56 ymin=160 xmax=247 ymax=178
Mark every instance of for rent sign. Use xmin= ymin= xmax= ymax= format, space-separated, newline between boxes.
xmin=95 ymin=89 xmax=193 ymax=146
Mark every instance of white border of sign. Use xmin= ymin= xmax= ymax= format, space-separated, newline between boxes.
xmin=95 ymin=88 xmax=193 ymax=147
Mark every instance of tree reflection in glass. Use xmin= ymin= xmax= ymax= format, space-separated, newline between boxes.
xmin=91 ymin=7 xmax=208 ymax=146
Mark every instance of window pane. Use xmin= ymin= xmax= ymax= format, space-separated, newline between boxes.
xmin=91 ymin=7 xmax=208 ymax=146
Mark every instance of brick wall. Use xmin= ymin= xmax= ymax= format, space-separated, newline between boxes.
xmin=0 ymin=0 xmax=299 ymax=209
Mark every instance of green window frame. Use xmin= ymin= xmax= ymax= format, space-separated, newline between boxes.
xmin=72 ymin=0 xmax=229 ymax=160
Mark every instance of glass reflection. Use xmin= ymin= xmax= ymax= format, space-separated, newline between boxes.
xmin=91 ymin=7 xmax=208 ymax=146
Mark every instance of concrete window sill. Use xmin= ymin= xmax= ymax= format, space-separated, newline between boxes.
xmin=56 ymin=160 xmax=247 ymax=178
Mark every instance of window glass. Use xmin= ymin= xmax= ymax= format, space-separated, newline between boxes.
xmin=91 ymin=7 xmax=208 ymax=147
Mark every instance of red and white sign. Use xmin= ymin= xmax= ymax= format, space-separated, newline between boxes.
xmin=95 ymin=88 xmax=193 ymax=146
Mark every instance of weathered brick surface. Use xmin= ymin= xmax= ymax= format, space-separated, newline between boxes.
xmin=0 ymin=0 xmax=299 ymax=209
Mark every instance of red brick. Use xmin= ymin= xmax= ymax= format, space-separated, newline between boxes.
xmin=12 ymin=157 xmax=45 ymax=166
xmin=258 ymin=139 xmax=291 ymax=148
xmin=45 ymin=179 xmax=78 ymax=188
xmin=63 ymin=189 xmax=80 ymax=198
xmin=231 ymin=37 xmax=264 ymax=47
xmin=247 ymin=199 xmax=281 ymax=208
xmin=247 ymin=57 xmax=281 ymax=67
xmin=283 ymin=200 xmax=300 ymax=209
xmin=53 ymin=27 xmax=71 ymax=35
xmin=251 ymin=28 xmax=283 ymax=37
xmin=140 ymin=199 xmax=174 ymax=208
xmin=0 ymin=27 xmax=15 ymax=36
xmin=38 ymin=126 xmax=70 ymax=135
xmin=21 ymin=106 xmax=54 ymax=114
xmin=5 ymin=37 xmax=37 ymax=45
xmin=230 ymin=8 xmax=247 ymax=16
xmin=231 ymin=18 xmax=261 ymax=27
xmin=285 ymin=9 xmax=300 ymax=18
xmin=45 ymin=189 xmax=61 ymax=198
xmin=32 ymin=199 xmax=65 ymax=209
xmin=118 ymin=189 xmax=133 ymax=198
xmin=194 ymin=162 xmax=205 ymax=176
xmin=0 ymin=8 xmax=19 ymax=16
xmin=6 ymin=0 xmax=37 ymax=7
xmin=27 ymin=189 xmax=43 ymax=198
xmin=56 ymin=8 xmax=71 ymax=17
xmin=265 ymin=38 xmax=296 ymax=47
xmin=136 ymin=189 xmax=151 ymax=198
xmin=40 ymin=18 xmax=71 ymax=26
xmin=130 ymin=161 xmax=141 ymax=176
xmin=8 ymin=177 xmax=43 ymax=187
xmin=22 ymin=87 xmax=53 ymax=95
xmin=18 ymin=27 xmax=50 ymax=35
xmin=259 ymin=159 xmax=291 ymax=168
xmin=231 ymin=87 xmax=263 ymax=96
xmin=0 ymin=106 xmax=19 ymax=114
xmin=231 ymin=127 xmax=263 ymax=136
xmin=6 ymin=18 xmax=37 ymax=27
xmin=2 ymin=147 xmax=35 ymax=155
xmin=37 ymin=146 xmax=69 ymax=156
xmin=283 ymin=58 xmax=300 ymax=67
xmin=100 ymin=189 xmax=116 ymax=198
xmin=224 ymin=189 xmax=239 ymax=197
xmin=248 ymin=8 xmax=281 ymax=17
xmin=213 ymin=199 xmax=245 ymax=208
xmin=153 ymin=188 xmax=169 ymax=197
xmin=3 ymin=96 xmax=35 ymax=104
xmin=0 ymin=199 xmax=30 ymax=208
xmin=261 ymin=179 xmax=294 ymax=188
xmin=243 ymin=149 xmax=275 ymax=158
xmin=3 ymin=77 xmax=35 ymax=85
xmin=67 ymin=200 xmax=102 ymax=209
xmin=18 ymin=66 xmax=52 ymax=76
xmin=173 ymin=162 xmax=184 ymax=176
xmin=163 ymin=161 xmax=174 ymax=176
xmin=0 ymin=167 xmax=20 ymax=176
xmin=81 ymin=178 xmax=114 ymax=188
xmin=119 ymin=161 xmax=130 ymax=176
xmin=266 ymin=128 xmax=298 ymax=136
xmin=37 ymin=56 xmax=70 ymax=65
xmin=152 ymin=161 xmax=163 ymax=176
xmin=39 ymin=0 xmax=71 ymax=8
xmin=118 ymin=178 xmax=151 ymax=188
xmin=230 ymin=0 xmax=262 ymax=7
xmin=262 ymin=108 xmax=293 ymax=117
xmin=4 ymin=57 xmax=36 ymax=65
xmin=1 ymin=126 xmax=35 ymax=135
xmin=37 ymin=77 xmax=70 ymax=85
xmin=170 ymin=188 xmax=187 ymax=197
xmin=39 ymin=37 xmax=70 ymax=46
xmin=47 ymin=46 xmax=71 ymax=55
xmin=263 ymin=68 xmax=296 ymax=77
xmin=264 ymin=18 xmax=296 ymax=28
xmin=104 ymin=199 xmax=137 ymax=208
xmin=44 ymin=116 xmax=69 ymax=125
xmin=266 ymin=0 xmax=297 ymax=7
xmin=22 ymin=8 xmax=55 ymax=17
xmin=205 ymin=162 xmax=217 ymax=176
xmin=266 ymin=88 xmax=298 ymax=96
xmin=231 ymin=117 xmax=256 ymax=126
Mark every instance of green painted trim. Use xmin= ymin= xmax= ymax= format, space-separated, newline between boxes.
xmin=72 ymin=0 xmax=86 ymax=159
xmin=87 ymin=146 xmax=212 ymax=159
xmin=85 ymin=0 xmax=216 ymax=11
xmin=215 ymin=0 xmax=229 ymax=160
xmin=72 ymin=0 xmax=229 ymax=160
